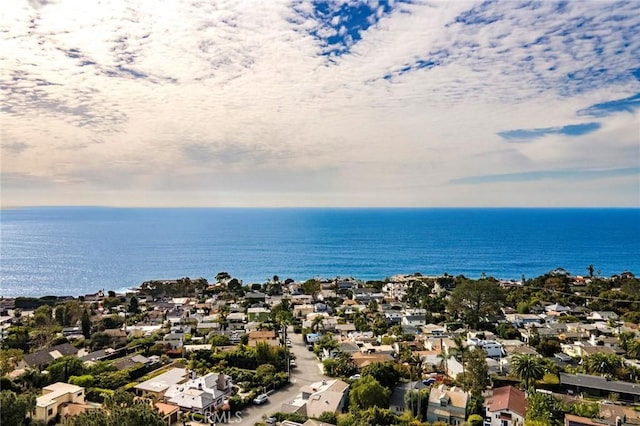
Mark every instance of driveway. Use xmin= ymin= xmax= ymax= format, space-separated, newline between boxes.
xmin=236 ymin=329 xmax=327 ymax=425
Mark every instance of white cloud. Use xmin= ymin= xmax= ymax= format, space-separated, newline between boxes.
xmin=1 ymin=0 xmax=639 ymax=207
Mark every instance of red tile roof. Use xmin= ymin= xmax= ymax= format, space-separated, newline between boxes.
xmin=487 ymin=386 xmax=527 ymax=417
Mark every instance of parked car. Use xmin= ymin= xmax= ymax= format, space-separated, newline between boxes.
xmin=265 ymin=417 xmax=277 ymax=425
xmin=289 ymin=359 xmax=296 ymax=368
xmin=307 ymin=344 xmax=314 ymax=351
xmin=349 ymin=374 xmax=361 ymax=380
xmin=253 ymin=394 xmax=269 ymax=405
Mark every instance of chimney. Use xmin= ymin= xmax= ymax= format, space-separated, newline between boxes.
xmin=217 ymin=372 xmax=226 ymax=390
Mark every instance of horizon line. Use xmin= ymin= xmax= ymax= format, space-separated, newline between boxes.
xmin=2 ymin=204 xmax=639 ymax=210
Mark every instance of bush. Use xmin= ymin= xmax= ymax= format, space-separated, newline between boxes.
xmin=68 ymin=374 xmax=95 ymax=388
xmin=86 ymin=387 xmax=113 ymax=403
xmin=468 ymin=414 xmax=484 ymax=426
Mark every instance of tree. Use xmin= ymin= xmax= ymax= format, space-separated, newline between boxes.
xmin=47 ymin=356 xmax=86 ymax=383
xmin=317 ymin=411 xmax=338 ymax=424
xmin=311 ymin=315 xmax=325 ymax=333
xmin=468 ymin=414 xmax=484 ymax=426
xmin=69 ymin=374 xmax=95 ymax=387
xmin=302 ymin=279 xmax=322 ymax=300
xmin=361 ymin=361 xmax=400 ymax=389
xmin=447 ymin=279 xmax=505 ymax=330
xmin=456 ymin=348 xmax=488 ymax=415
xmin=587 ymin=264 xmax=595 ymax=278
xmin=584 ymin=353 xmax=625 ymax=377
xmin=81 ymin=308 xmax=92 ymax=339
xmin=525 ymin=390 xmax=564 ymax=426
xmin=0 ymin=348 xmax=24 ymax=375
xmin=437 ymin=350 xmax=453 ymax=375
xmin=1 ymin=390 xmax=33 ymax=425
xmin=349 ymin=376 xmax=391 ymax=409
xmin=256 ymin=364 xmax=277 ymax=385
xmin=127 ymin=296 xmax=139 ymax=314
xmin=357 ymin=407 xmax=397 ymax=426
xmin=450 ymin=335 xmax=468 ymax=384
xmin=404 ymin=388 xmax=429 ymax=420
xmin=216 ymin=271 xmax=231 ymax=282
xmin=2 ymin=326 xmax=29 ymax=351
xmin=70 ymin=389 xmax=166 ymax=426
xmin=510 ymin=353 xmax=545 ymax=389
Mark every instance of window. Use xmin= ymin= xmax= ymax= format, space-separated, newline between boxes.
xmin=501 ymin=421 xmax=509 ymax=426
xmin=77 ymin=392 xmax=83 ymax=397
xmin=48 ymin=408 xmax=53 ymax=416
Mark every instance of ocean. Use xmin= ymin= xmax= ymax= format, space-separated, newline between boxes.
xmin=1 ymin=207 xmax=638 ymax=297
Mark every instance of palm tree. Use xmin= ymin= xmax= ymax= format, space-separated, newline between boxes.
xmin=510 ymin=353 xmax=545 ymax=389
xmin=627 ymin=339 xmax=640 ymax=360
xmin=437 ymin=350 xmax=453 ymax=375
xmin=450 ymin=334 xmax=468 ymax=383
xmin=311 ymin=315 xmax=325 ymax=334
xmin=584 ymin=353 xmax=624 ymax=377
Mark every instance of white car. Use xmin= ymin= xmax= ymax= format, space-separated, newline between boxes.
xmin=253 ymin=394 xmax=269 ymax=405
xmin=349 ymin=374 xmax=361 ymax=380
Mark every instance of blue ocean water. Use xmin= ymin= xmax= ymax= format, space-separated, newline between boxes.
xmin=0 ymin=207 xmax=638 ymax=297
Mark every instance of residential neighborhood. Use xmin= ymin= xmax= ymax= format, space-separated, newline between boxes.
xmin=1 ymin=269 xmax=640 ymax=426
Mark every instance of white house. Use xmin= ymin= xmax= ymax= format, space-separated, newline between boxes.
xmin=467 ymin=338 xmax=505 ymax=358
xmin=484 ymin=386 xmax=526 ymax=426
xmin=35 ymin=382 xmax=86 ymax=424
xmin=164 ymin=372 xmax=232 ymax=414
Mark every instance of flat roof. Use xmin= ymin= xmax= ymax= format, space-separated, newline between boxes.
xmin=134 ymin=368 xmax=188 ymax=392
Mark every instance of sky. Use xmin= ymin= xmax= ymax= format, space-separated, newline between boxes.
xmin=1 ymin=0 xmax=639 ymax=208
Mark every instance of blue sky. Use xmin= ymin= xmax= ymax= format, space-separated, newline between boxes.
xmin=1 ymin=0 xmax=639 ymax=207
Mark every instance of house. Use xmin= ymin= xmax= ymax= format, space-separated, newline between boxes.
xmin=546 ymin=303 xmax=571 ymax=315
xmin=467 ymin=338 xmax=505 ymax=358
xmin=352 ymin=288 xmax=383 ymax=302
xmin=563 ymin=414 xmax=610 ymax=426
xmin=244 ymin=291 xmax=267 ymax=304
xmin=114 ymin=354 xmax=152 ymax=370
xmin=164 ymin=372 xmax=233 ymax=414
xmin=560 ymin=373 xmax=640 ymax=403
xmin=227 ymin=312 xmax=246 ymax=331
xmin=22 ymin=343 xmax=79 ymax=369
xmin=134 ymin=367 xmax=190 ymax=399
xmin=248 ymin=330 xmax=278 ymax=347
xmin=403 ymin=314 xmax=427 ymax=327
xmin=426 ymin=385 xmax=469 ymax=425
xmin=154 ymin=402 xmax=180 ymax=426
xmin=196 ymin=315 xmax=220 ymax=332
xmin=35 ymin=382 xmax=86 ymax=424
xmin=294 ymin=304 xmax=315 ymax=318
xmin=351 ymin=352 xmax=394 ymax=370
xmin=163 ymin=332 xmax=186 ymax=350
xmin=384 ymin=311 xmax=403 ymax=325
xmin=247 ymin=307 xmax=271 ymax=322
xmin=78 ymin=347 xmax=121 ymax=365
xmin=334 ymin=324 xmax=356 ymax=337
xmin=102 ymin=328 xmax=128 ymax=345
xmin=589 ymin=311 xmax=619 ymax=322
xmin=484 ymin=386 xmax=526 ymax=426
xmin=166 ymin=309 xmax=185 ymax=324
xmin=390 ymin=381 xmax=422 ymax=415
xmin=281 ymin=379 xmax=349 ymax=418
xmin=505 ymin=314 xmax=542 ymax=328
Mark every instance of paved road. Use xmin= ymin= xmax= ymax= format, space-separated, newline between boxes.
xmin=237 ymin=329 xmax=327 ymax=426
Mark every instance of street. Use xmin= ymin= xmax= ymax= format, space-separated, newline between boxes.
xmin=237 ymin=328 xmax=327 ymax=425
